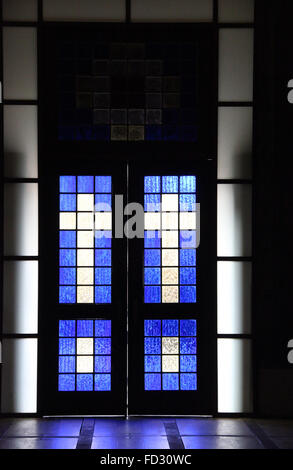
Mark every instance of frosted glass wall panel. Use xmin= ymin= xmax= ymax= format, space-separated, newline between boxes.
xmin=219 ymin=0 xmax=254 ymax=23
xmin=2 ymin=0 xmax=38 ymax=21
xmin=217 ymin=184 xmax=252 ymax=257
xmin=218 ymin=107 xmax=253 ymax=179
xmin=3 ymin=261 xmax=38 ymax=334
xmin=1 ymin=339 xmax=38 ymax=413
xmin=131 ymin=0 xmax=213 ymax=22
xmin=3 ymin=27 xmax=37 ymax=100
xmin=4 ymin=105 xmax=38 ymax=178
xmin=217 ymin=261 xmax=251 ymax=334
xmin=219 ymin=29 xmax=254 ymax=102
xmin=218 ymin=339 xmax=252 ymax=413
xmin=43 ymin=0 xmax=125 ymax=22
xmin=4 ymin=183 xmax=38 ymax=256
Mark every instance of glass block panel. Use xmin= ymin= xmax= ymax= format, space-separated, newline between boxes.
xmin=145 ymin=268 xmax=161 ymax=285
xmin=144 ymin=319 xmax=161 ymax=336
xmin=145 ymin=356 xmax=161 ymax=372
xmin=77 ymin=374 xmax=93 ymax=391
xmin=144 ymin=194 xmax=161 ymax=212
xmin=180 ymin=355 xmax=197 ymax=372
xmin=95 ymin=356 xmax=111 ymax=373
xmin=144 ymin=212 xmax=161 ymax=230
xmin=144 ymin=286 xmax=161 ymax=303
xmin=162 ymin=267 xmax=178 ymax=286
xmin=163 ymin=373 xmax=179 ymax=390
xmin=162 ymin=355 xmax=179 ymax=372
xmin=144 ymin=176 xmax=161 ymax=193
xmin=162 ymin=285 xmax=179 ymax=303
xmin=162 ymin=320 xmax=179 ymax=337
xmin=77 ymin=356 xmax=94 ymax=373
xmin=180 ymin=213 xmax=196 ymax=230
xmin=131 ymin=0 xmax=213 ymax=22
xmin=162 ymin=194 xmax=178 ymax=211
xmin=144 ymin=337 xmax=161 ymax=354
xmin=95 ymin=374 xmax=111 ymax=391
xmin=60 ymin=231 xmax=76 ymax=248
xmin=145 ymin=373 xmax=161 ymax=391
xmin=219 ymin=0 xmax=254 ymax=23
xmin=95 ymin=286 xmax=111 ymax=303
xmin=162 ymin=231 xmax=178 ymax=248
xmin=180 ymin=373 xmax=197 ymax=390
xmin=3 ymin=0 xmax=38 ymax=21
xmin=43 ymin=0 xmax=126 ymax=22
xmin=95 ymin=320 xmax=111 ymax=337
xmin=60 ymin=213 xmax=77 ymax=230
xmin=95 ymin=176 xmax=112 ymax=192
xmin=144 ymin=231 xmax=161 ymax=248
xmin=162 ymin=337 xmax=179 ymax=354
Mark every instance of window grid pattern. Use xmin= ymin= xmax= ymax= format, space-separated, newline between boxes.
xmin=144 ymin=175 xmax=197 ymax=303
xmin=59 ymin=175 xmax=112 ymax=304
xmin=144 ymin=319 xmax=197 ymax=391
xmin=58 ymin=319 xmax=111 ymax=392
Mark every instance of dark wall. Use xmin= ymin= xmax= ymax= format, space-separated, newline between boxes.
xmin=255 ymin=0 xmax=293 ymax=417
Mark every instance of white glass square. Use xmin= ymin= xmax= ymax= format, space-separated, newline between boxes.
xmin=162 ymin=268 xmax=178 ymax=285
xmin=60 ymin=213 xmax=76 ymax=230
xmin=95 ymin=212 xmax=112 ymax=230
xmin=144 ymin=213 xmax=161 ymax=230
xmin=78 ymin=194 xmax=94 ymax=211
xmin=162 ymin=249 xmax=178 ymax=266
xmin=162 ymin=194 xmax=178 ymax=212
xmin=162 ymin=286 xmax=179 ymax=303
xmin=162 ymin=212 xmax=178 ymax=230
xmin=77 ymin=356 xmax=94 ymax=373
xmin=77 ymin=286 xmax=94 ymax=303
xmin=162 ymin=231 xmax=178 ymax=248
xmin=77 ymin=338 xmax=93 ymax=355
xmin=180 ymin=213 xmax=196 ymax=230
xmin=77 ymin=249 xmax=94 ymax=267
xmin=162 ymin=355 xmax=179 ymax=372
xmin=77 ymin=231 xmax=94 ymax=248
xmin=162 ymin=337 xmax=179 ymax=354
xmin=77 ymin=268 xmax=94 ymax=285
xmin=77 ymin=213 xmax=94 ymax=230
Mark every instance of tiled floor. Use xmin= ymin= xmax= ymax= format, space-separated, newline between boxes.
xmin=0 ymin=417 xmax=292 ymax=449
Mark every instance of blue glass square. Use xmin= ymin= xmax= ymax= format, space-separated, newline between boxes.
xmin=95 ymin=356 xmax=111 ymax=373
xmin=95 ymin=286 xmax=111 ymax=303
xmin=59 ymin=338 xmax=75 ymax=355
xmin=162 ymin=176 xmax=178 ymax=193
xmin=144 ymin=268 xmax=161 ymax=285
xmin=163 ymin=126 xmax=179 ymax=142
xmin=58 ymin=374 xmax=75 ymax=391
xmin=162 ymin=320 xmax=179 ymax=337
xmin=180 ymin=373 xmax=197 ymax=390
xmin=95 ymin=374 xmax=111 ymax=391
xmin=144 ymin=337 xmax=161 ymax=354
xmin=144 ymin=194 xmax=161 ymax=212
xmin=60 ymin=176 xmax=76 ymax=193
xmin=180 ymin=286 xmax=196 ymax=303
xmin=180 ymin=249 xmax=196 ymax=266
xmin=60 ymin=231 xmax=76 ymax=248
xmin=95 ymin=176 xmax=112 ymax=193
xmin=95 ymin=268 xmax=111 ymax=285
xmin=95 ymin=320 xmax=111 ymax=337
xmin=145 ymin=125 xmax=162 ymax=141
xmin=93 ymin=125 xmax=110 ymax=142
xmin=145 ymin=373 xmax=161 ymax=391
xmin=179 ymin=194 xmax=196 ymax=212
xmin=144 ymin=249 xmax=160 ymax=266
xmin=95 ymin=194 xmax=112 ymax=210
xmin=145 ymin=355 xmax=161 ymax=372
xmin=144 ymin=320 xmax=161 ymax=337
xmin=180 ymin=176 xmax=196 ymax=193
xmin=180 ymin=337 xmax=197 ymax=354
xmin=77 ymin=374 xmax=93 ymax=391
xmin=95 ymin=231 xmax=112 ymax=248
xmin=144 ymin=231 xmax=161 ymax=248
xmin=144 ymin=176 xmax=160 ymax=193
xmin=180 ymin=355 xmax=197 ymax=372
xmin=144 ymin=286 xmax=161 ymax=303
xmin=180 ymin=268 xmax=196 ymax=285
xmin=77 ymin=176 xmax=94 ymax=193
xmin=60 ymin=249 xmax=76 ymax=267
xmin=95 ymin=249 xmax=111 ymax=266
xmin=180 ymin=231 xmax=196 ymax=249
xmin=59 ymin=320 xmax=76 ymax=337
xmin=59 ymin=268 xmax=76 ymax=285
xmin=180 ymin=320 xmax=196 ymax=337
xmin=77 ymin=320 xmax=94 ymax=337
xmin=59 ymin=356 xmax=75 ymax=373
xmin=163 ymin=373 xmax=179 ymax=391
xmin=60 ymin=194 xmax=76 ymax=211
xmin=59 ymin=286 xmax=76 ymax=303
xmin=95 ymin=338 xmax=111 ymax=354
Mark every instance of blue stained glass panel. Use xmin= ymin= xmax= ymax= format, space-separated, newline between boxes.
xmin=163 ymin=373 xmax=179 ymax=390
xmin=59 ymin=338 xmax=75 ymax=355
xmin=180 ymin=231 xmax=196 ymax=249
xmin=95 ymin=249 xmax=111 ymax=266
xmin=59 ymin=356 xmax=75 ymax=373
xmin=95 ymin=176 xmax=112 ymax=193
xmin=180 ymin=249 xmax=196 ymax=266
xmin=180 ymin=286 xmax=196 ymax=303
xmin=95 ymin=320 xmax=111 ymax=337
xmin=95 ymin=374 xmax=111 ymax=391
xmin=180 ymin=176 xmax=196 ymax=193
xmin=180 ymin=337 xmax=197 ymax=354
xmin=180 ymin=320 xmax=196 ymax=337
xmin=95 ymin=231 xmax=112 ymax=248
xmin=144 ymin=320 xmax=161 ymax=337
xmin=95 ymin=194 xmax=112 ymax=210
xmin=95 ymin=286 xmax=111 ymax=303
xmin=95 ymin=338 xmax=111 ymax=355
xmin=180 ymin=355 xmax=197 ymax=372
xmin=144 ymin=337 xmax=161 ymax=354
xmin=59 ymin=320 xmax=76 ymax=337
xmin=145 ymin=126 xmax=162 ymax=141
xmin=144 ymin=249 xmax=161 ymax=266
xmin=145 ymin=373 xmax=161 ymax=391
xmin=95 ymin=268 xmax=111 ymax=285
xmin=180 ymin=268 xmax=196 ymax=285
xmin=144 ymin=268 xmax=161 ymax=285
xmin=144 ymin=286 xmax=161 ymax=303
xmin=59 ymin=268 xmax=76 ymax=285
xmin=144 ymin=231 xmax=161 ymax=248
xmin=60 ymin=194 xmax=76 ymax=211
xmin=77 ymin=175 xmax=94 ymax=193
xmin=59 ymin=374 xmax=75 ymax=391
xmin=144 ymin=194 xmax=161 ymax=212
xmin=162 ymin=320 xmax=179 ymax=337
xmin=77 ymin=374 xmax=93 ymax=391
xmin=77 ymin=320 xmax=94 ymax=337
xmin=60 ymin=249 xmax=76 ymax=267
xmin=180 ymin=373 xmax=197 ymax=390
xmin=179 ymin=194 xmax=196 ymax=212
xmin=60 ymin=231 xmax=76 ymax=248
xmin=144 ymin=176 xmax=160 ymax=193
xmin=162 ymin=176 xmax=178 ymax=193
xmin=60 ymin=176 xmax=76 ymax=193
xmin=145 ymin=355 xmax=161 ymax=372
xmin=59 ymin=286 xmax=76 ymax=303
xmin=95 ymin=356 xmax=111 ymax=373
